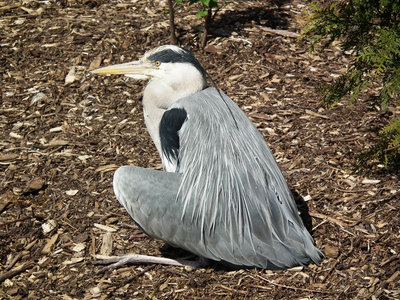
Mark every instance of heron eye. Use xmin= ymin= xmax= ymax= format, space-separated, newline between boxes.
xmin=154 ymin=60 xmax=161 ymax=67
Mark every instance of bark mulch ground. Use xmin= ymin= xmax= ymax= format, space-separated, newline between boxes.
xmin=1 ymin=0 xmax=399 ymax=299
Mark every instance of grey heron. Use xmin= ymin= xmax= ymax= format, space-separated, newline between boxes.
xmin=92 ymin=45 xmax=323 ymax=271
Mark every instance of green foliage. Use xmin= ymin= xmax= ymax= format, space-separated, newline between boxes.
xmin=175 ymin=0 xmax=227 ymax=48
xmin=301 ymin=0 xmax=400 ymax=171
xmin=176 ymin=0 xmax=223 ymax=19
xmin=355 ymin=117 xmax=400 ymax=172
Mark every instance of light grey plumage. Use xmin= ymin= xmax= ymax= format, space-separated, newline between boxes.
xmin=93 ymin=45 xmax=323 ymax=270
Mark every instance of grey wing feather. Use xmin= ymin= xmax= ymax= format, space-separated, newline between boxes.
xmin=114 ymin=87 xmax=323 ymax=269
xmin=170 ymin=87 xmax=322 ymax=268
xmin=113 ymin=166 xmax=183 ymax=240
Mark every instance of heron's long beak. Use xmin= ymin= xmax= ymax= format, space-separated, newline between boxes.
xmin=92 ymin=60 xmax=155 ymax=79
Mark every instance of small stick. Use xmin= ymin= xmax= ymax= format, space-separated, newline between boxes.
xmin=310 ymin=212 xmax=355 ymax=235
xmin=0 ymin=3 xmax=22 ymax=11
xmin=167 ymin=0 xmax=178 ymax=45
xmin=255 ymin=274 xmax=334 ymax=294
xmin=262 ymin=27 xmax=300 ymax=38
xmin=118 ymin=222 xmax=140 ymax=230
xmin=129 ymin=233 xmax=148 ymax=239
xmin=0 ymin=261 xmax=34 ymax=283
xmin=0 ymin=216 xmax=31 ymax=228
xmin=0 ymin=199 xmax=11 ymax=214
xmin=5 ymin=251 xmax=29 ymax=271
xmin=122 ymin=265 xmax=157 ymax=285
xmin=309 ymin=212 xmax=349 ymax=228
xmin=322 ymin=238 xmax=354 ymax=284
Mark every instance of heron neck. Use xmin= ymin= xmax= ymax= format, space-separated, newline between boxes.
xmin=141 ymin=78 xmax=206 ymax=158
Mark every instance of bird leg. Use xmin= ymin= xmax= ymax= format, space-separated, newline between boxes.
xmin=118 ymin=222 xmax=139 ymax=230
xmin=118 ymin=223 xmax=149 ymax=239
xmin=92 ymin=254 xmax=209 ymax=273
xmin=129 ymin=233 xmax=148 ymax=239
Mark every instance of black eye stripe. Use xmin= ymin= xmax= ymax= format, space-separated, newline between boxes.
xmin=147 ymin=48 xmax=206 ymax=76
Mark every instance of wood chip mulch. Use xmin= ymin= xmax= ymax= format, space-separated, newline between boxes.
xmin=1 ymin=0 xmax=399 ymax=299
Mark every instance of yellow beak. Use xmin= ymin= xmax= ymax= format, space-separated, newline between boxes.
xmin=92 ymin=60 xmax=156 ymax=79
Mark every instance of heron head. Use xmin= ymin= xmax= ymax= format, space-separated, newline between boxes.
xmin=92 ymin=45 xmax=207 ymax=92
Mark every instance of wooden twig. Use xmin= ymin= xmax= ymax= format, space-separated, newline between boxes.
xmin=0 ymin=261 xmax=35 ymax=283
xmin=254 ymin=274 xmax=334 ymax=294
xmin=217 ymin=284 xmax=248 ymax=295
xmin=89 ymin=229 xmax=96 ymax=257
xmin=0 ymin=3 xmax=22 ymax=11
xmin=380 ymin=254 xmax=400 ymax=267
xmin=334 ymin=187 xmax=369 ymax=193
xmin=305 ymin=109 xmax=330 ymax=119
xmin=311 ymin=211 xmax=355 ymax=236
xmin=5 ymin=251 xmax=29 ymax=271
xmin=322 ymin=238 xmax=354 ymax=284
xmin=200 ymin=5 xmax=213 ymax=50
xmin=167 ymin=0 xmax=178 ymax=45
xmin=309 ymin=212 xmax=351 ymax=229
xmin=384 ymin=143 xmax=400 ymax=152
xmin=0 ymin=198 xmax=11 ymax=214
xmin=0 ymin=216 xmax=31 ymax=228
xmin=257 ymin=26 xmax=300 ymax=38
xmin=122 ymin=265 xmax=157 ymax=285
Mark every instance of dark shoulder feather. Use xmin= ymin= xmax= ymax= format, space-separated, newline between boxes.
xmin=159 ymin=108 xmax=188 ymax=170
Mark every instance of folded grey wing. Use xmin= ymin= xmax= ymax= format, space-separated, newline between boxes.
xmin=113 ymin=166 xmax=185 ymax=241
xmin=113 ymin=166 xmax=223 ymax=253
xmin=113 ymin=166 xmax=277 ymax=267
